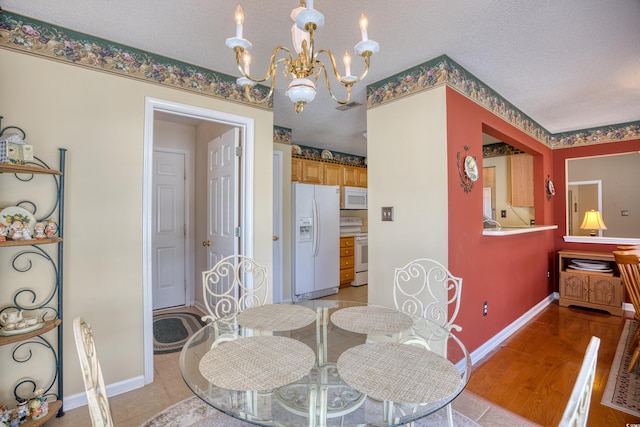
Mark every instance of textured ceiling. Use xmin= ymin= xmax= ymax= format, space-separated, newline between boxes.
xmin=3 ymin=0 xmax=639 ymax=157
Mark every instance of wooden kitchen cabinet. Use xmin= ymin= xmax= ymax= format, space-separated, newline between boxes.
xmin=342 ymin=166 xmax=367 ymax=187
xmin=510 ymin=153 xmax=533 ymax=207
xmin=292 ymin=158 xmax=324 ymax=184
xmin=340 ymin=236 xmax=355 ymax=286
xmin=558 ymin=250 xmax=624 ymax=316
xmin=324 ymin=163 xmax=341 ymax=186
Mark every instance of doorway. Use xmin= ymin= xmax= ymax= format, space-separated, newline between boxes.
xmin=143 ymin=97 xmax=255 ymax=384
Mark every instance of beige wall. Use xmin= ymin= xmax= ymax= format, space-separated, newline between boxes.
xmin=0 ymin=48 xmax=273 ymax=401
xmin=567 ymin=152 xmax=640 ymax=238
xmin=366 ymin=86 xmax=448 ymax=307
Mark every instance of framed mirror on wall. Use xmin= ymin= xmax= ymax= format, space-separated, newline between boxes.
xmin=564 ymin=152 xmax=640 ymax=244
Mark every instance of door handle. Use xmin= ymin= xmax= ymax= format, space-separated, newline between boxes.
xmin=273 ymin=235 xmax=279 ymax=241
xmin=202 ymin=240 xmax=211 ymax=247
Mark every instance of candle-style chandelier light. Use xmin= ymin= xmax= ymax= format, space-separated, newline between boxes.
xmin=225 ymin=1 xmax=379 ymax=113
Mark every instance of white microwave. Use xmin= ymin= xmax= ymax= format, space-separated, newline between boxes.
xmin=342 ymin=186 xmax=368 ymax=210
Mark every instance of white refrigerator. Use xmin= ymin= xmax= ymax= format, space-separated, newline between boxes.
xmin=292 ymin=183 xmax=340 ymax=301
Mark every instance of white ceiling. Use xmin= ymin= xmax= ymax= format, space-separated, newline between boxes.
xmin=4 ymin=1 xmax=639 ymax=157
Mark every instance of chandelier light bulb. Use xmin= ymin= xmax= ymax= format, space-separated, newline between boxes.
xmin=343 ymin=51 xmax=352 ymax=77
xmin=359 ymin=12 xmax=369 ymax=41
xmin=235 ymin=5 xmax=244 ymax=38
xmin=242 ymin=51 xmax=251 ymax=74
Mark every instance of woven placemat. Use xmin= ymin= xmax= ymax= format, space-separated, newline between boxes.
xmin=337 ymin=342 xmax=461 ymax=403
xmin=330 ymin=306 xmax=413 ymax=334
xmin=236 ymin=304 xmax=316 ymax=331
xmin=199 ymin=336 xmax=315 ymax=391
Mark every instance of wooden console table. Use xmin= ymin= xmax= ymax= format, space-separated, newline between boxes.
xmin=558 ymin=250 xmax=624 ymax=316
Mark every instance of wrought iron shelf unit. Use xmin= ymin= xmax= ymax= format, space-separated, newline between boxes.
xmin=0 ymin=147 xmax=66 ymax=421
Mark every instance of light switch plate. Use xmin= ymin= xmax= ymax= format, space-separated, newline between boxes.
xmin=381 ymin=207 xmax=394 ymax=221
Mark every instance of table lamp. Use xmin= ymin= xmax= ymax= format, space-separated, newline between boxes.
xmin=580 ymin=209 xmax=607 ymax=236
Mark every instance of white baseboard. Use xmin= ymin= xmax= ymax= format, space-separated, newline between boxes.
xmin=62 ymin=375 xmax=145 ymax=411
xmin=468 ymin=293 xmax=555 ymax=366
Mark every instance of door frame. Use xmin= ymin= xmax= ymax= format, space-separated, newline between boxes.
xmin=272 ymin=151 xmax=283 ymax=303
xmin=143 ymin=97 xmax=255 ymax=384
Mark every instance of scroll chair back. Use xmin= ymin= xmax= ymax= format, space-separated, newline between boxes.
xmin=202 ymin=254 xmax=269 ymax=323
xmin=613 ymin=249 xmax=640 ymax=372
xmin=393 ymin=258 xmax=463 ymax=332
xmin=73 ymin=316 xmax=114 ymax=427
xmin=558 ymin=336 xmax=600 ymax=427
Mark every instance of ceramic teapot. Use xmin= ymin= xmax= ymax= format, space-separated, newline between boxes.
xmin=0 ymin=309 xmax=24 ymax=329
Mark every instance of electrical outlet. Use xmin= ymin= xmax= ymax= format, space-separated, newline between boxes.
xmin=501 ymin=210 xmax=507 ymax=218
xmin=483 ymin=301 xmax=488 ymax=316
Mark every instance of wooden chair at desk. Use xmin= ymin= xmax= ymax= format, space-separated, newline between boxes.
xmin=613 ymin=248 xmax=640 ymax=372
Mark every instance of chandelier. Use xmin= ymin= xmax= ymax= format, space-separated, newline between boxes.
xmin=225 ymin=1 xmax=379 ymax=113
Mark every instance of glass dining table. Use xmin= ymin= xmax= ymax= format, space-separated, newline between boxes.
xmin=179 ymin=300 xmax=471 ymax=427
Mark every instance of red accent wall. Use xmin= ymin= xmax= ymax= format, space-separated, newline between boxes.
xmin=446 ymin=87 xmax=556 ymax=353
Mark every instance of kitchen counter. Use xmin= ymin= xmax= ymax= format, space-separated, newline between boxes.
xmin=483 ymin=225 xmax=558 ymax=236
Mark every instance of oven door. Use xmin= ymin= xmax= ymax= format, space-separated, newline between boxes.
xmin=354 ymin=236 xmax=368 ymax=272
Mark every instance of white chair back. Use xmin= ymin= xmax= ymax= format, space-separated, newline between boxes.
xmin=393 ymin=258 xmax=463 ymax=332
xmin=202 ymin=254 xmax=269 ymax=323
xmin=73 ymin=316 xmax=114 ymax=427
xmin=558 ymin=336 xmax=600 ymax=427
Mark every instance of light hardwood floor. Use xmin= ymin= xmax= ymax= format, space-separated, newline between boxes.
xmin=48 ymin=286 xmax=637 ymax=426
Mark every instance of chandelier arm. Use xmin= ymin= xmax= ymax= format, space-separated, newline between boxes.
xmin=234 ymin=46 xmax=294 ymax=84
xmin=241 ymin=72 xmax=278 ymax=105
xmin=317 ymin=60 xmax=353 ymax=105
xmin=316 ymin=49 xmax=372 ymax=85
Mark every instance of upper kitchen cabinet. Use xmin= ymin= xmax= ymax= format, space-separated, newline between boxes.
xmin=324 ymin=163 xmax=341 ymax=186
xmin=342 ymin=166 xmax=368 ymax=188
xmin=510 ymin=153 xmax=534 ymax=207
xmin=292 ymin=158 xmax=324 ymax=184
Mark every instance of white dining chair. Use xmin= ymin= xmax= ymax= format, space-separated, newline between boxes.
xmin=558 ymin=336 xmax=600 ymax=427
xmin=201 ymin=254 xmax=269 ymax=324
xmin=393 ymin=258 xmax=463 ymax=333
xmin=73 ymin=316 xmax=114 ymax=427
xmin=393 ymin=258 xmax=463 ymax=427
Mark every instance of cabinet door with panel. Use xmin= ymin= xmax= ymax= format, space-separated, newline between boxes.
xmin=324 ymin=163 xmax=341 ymax=186
xmin=510 ymin=153 xmax=533 ymax=207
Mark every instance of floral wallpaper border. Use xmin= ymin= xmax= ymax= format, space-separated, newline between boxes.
xmin=367 ymin=54 xmax=640 ymax=149
xmin=0 ymin=11 xmax=272 ymax=109
xmin=293 ymin=145 xmax=366 ymax=167
xmin=273 ymin=126 xmax=292 ymax=144
xmin=3 ymin=11 xmax=638 ymax=151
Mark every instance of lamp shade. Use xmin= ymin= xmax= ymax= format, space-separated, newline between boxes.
xmin=580 ymin=210 xmax=607 ymax=236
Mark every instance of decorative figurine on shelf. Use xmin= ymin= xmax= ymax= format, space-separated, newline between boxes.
xmin=0 ymin=223 xmax=7 ymax=242
xmin=0 ymin=405 xmax=10 ymax=427
xmin=33 ymin=222 xmax=46 ymax=240
xmin=28 ymin=389 xmax=46 ymax=421
xmin=45 ymin=219 xmax=58 ymax=238
xmin=15 ymin=400 xmax=28 ymax=424
xmin=21 ymin=225 xmax=32 ymax=240
xmin=9 ymin=220 xmax=24 ymax=241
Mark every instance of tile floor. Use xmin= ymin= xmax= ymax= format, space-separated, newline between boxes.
xmin=48 ymin=286 xmax=369 ymax=426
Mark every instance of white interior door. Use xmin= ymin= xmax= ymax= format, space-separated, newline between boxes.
xmin=152 ymin=150 xmax=186 ymax=310
xmin=207 ymin=128 xmax=240 ymax=269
